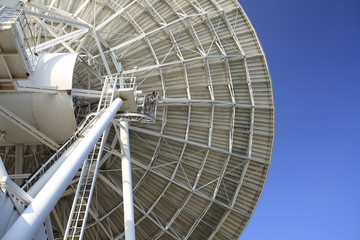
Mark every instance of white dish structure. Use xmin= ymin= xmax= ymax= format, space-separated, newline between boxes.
xmin=0 ymin=0 xmax=275 ymax=239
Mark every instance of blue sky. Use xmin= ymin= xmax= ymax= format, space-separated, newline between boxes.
xmin=239 ymin=0 xmax=360 ymax=239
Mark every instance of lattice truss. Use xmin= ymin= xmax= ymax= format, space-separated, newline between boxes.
xmin=0 ymin=0 xmax=274 ymax=239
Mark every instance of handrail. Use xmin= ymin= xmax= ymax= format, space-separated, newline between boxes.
xmin=0 ymin=5 xmax=38 ymax=73
xmin=21 ymin=112 xmax=101 ymax=192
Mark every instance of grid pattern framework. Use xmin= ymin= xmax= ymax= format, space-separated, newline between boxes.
xmin=1 ymin=0 xmax=275 ymax=239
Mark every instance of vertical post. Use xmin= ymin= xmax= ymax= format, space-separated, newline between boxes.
xmin=15 ymin=144 xmax=23 ymax=185
xmin=0 ymin=156 xmax=8 ymax=179
xmin=119 ymin=119 xmax=135 ymax=240
xmin=0 ymin=132 xmax=5 ymax=144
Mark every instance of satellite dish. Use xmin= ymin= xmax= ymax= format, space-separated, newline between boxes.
xmin=0 ymin=0 xmax=274 ymax=239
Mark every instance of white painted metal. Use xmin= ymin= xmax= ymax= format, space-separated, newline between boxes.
xmin=35 ymin=28 xmax=89 ymax=53
xmin=0 ymin=156 xmax=50 ymax=239
xmin=0 ymin=1 xmax=21 ymax=9
xmin=0 ymin=104 xmax=60 ymax=149
xmin=0 ymin=0 xmax=275 ymax=239
xmin=65 ymin=76 xmax=118 ymax=240
xmin=26 ymin=137 xmax=83 ymax=197
xmin=0 ymin=132 xmax=4 ymax=144
xmin=14 ymin=144 xmax=22 ymax=185
xmin=30 ymin=53 xmax=78 ymax=89
xmin=2 ymin=98 xmax=123 ymax=240
xmin=119 ymin=119 xmax=135 ymax=240
xmin=64 ymin=128 xmax=109 ymax=240
xmin=0 ymin=156 xmax=7 ymax=178
xmin=0 ymin=6 xmax=31 ymax=91
xmin=0 ymin=53 xmax=79 ymax=145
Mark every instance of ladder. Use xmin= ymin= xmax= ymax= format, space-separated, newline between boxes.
xmin=64 ymin=76 xmax=118 ymax=240
xmin=98 ymin=76 xmax=118 ymax=111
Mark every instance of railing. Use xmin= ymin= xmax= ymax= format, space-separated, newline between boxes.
xmin=119 ymin=76 xmax=136 ymax=89
xmin=97 ymin=76 xmax=118 ymax=111
xmin=108 ymin=73 xmax=136 ymax=89
xmin=21 ymin=113 xmax=100 ymax=192
xmin=0 ymin=7 xmax=38 ymax=73
xmin=16 ymin=10 xmax=38 ymax=71
xmin=114 ymin=91 xmax=159 ymax=123
xmin=142 ymin=91 xmax=158 ymax=120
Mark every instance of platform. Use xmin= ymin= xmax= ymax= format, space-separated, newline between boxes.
xmin=0 ymin=7 xmax=35 ymax=90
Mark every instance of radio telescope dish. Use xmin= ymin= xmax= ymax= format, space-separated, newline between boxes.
xmin=0 ymin=0 xmax=274 ymax=239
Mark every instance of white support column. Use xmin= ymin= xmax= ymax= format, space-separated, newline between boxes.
xmin=119 ymin=119 xmax=136 ymax=240
xmin=15 ymin=145 xmax=23 ymax=185
xmin=2 ymin=98 xmax=123 ymax=240
xmin=0 ymin=156 xmax=8 ymax=179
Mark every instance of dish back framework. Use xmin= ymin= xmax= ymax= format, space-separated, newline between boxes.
xmin=0 ymin=0 xmax=275 ymax=239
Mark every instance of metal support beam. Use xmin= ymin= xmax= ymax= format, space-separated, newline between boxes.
xmin=0 ymin=105 xmax=59 ymax=150
xmin=27 ymin=4 xmax=90 ymax=28
xmin=2 ymin=98 xmax=123 ymax=240
xmin=119 ymin=120 xmax=136 ymax=240
xmin=129 ymin=125 xmax=268 ymax=165
xmin=14 ymin=144 xmax=23 ymax=185
xmin=35 ymin=28 xmax=89 ymax=52
xmin=0 ymin=132 xmax=5 ymax=145
xmin=0 ymin=156 xmax=8 ymax=179
xmin=32 ymin=16 xmax=76 ymax=53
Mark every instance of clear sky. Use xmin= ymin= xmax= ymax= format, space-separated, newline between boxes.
xmin=238 ymin=0 xmax=360 ymax=239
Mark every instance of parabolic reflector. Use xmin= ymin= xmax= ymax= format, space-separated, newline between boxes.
xmin=0 ymin=0 xmax=275 ymax=239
